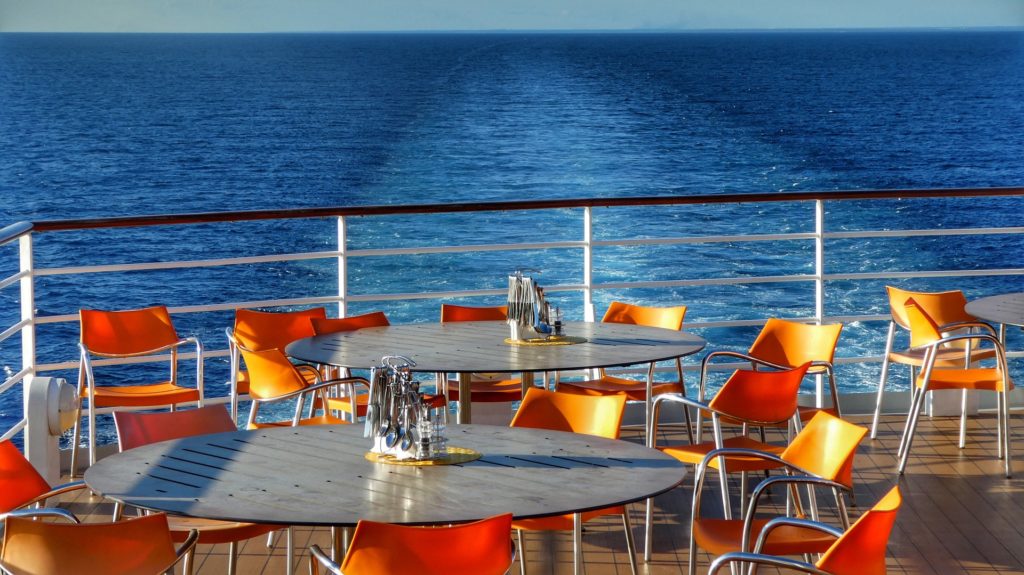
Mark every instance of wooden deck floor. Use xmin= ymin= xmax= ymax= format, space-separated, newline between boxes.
xmin=57 ymin=413 xmax=1024 ymax=574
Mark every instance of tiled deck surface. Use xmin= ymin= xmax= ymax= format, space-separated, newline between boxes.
xmin=57 ymin=413 xmax=1024 ymax=574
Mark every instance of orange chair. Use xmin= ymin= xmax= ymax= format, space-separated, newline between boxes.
xmin=896 ymin=298 xmax=1013 ymax=476
xmin=557 ymin=301 xmax=689 ymax=436
xmin=308 ymin=513 xmax=514 ymax=575
xmin=871 ymin=286 xmax=996 ymax=439
xmin=439 ymin=304 xmax=523 ymax=416
xmin=645 ymin=362 xmax=811 ymax=560
xmin=0 ymin=440 xmax=87 ymax=522
xmin=1 ymin=512 xmax=198 ymax=575
xmin=113 ymin=405 xmax=291 ymax=575
xmin=239 ymin=346 xmax=364 ymax=428
xmin=309 ymin=311 xmax=392 ymax=422
xmin=697 ymin=317 xmax=843 ymax=428
xmin=72 ymin=305 xmax=204 ymax=475
xmin=226 ymin=307 xmax=327 ymax=420
xmin=708 ymin=485 xmax=902 ymax=575
xmin=688 ymin=412 xmax=867 ymax=575
xmin=509 ymin=387 xmax=635 ymax=575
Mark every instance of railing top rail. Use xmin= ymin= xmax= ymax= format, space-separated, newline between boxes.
xmin=0 ymin=222 xmax=34 ymax=246
xmin=27 ymin=187 xmax=1024 ymax=232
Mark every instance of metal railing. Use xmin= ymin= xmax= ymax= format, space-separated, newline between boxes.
xmin=2 ymin=186 xmax=1023 ymax=452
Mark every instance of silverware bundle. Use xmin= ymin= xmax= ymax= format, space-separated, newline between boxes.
xmin=507 ymin=271 xmax=552 ymax=340
xmin=365 ymin=355 xmax=446 ymax=460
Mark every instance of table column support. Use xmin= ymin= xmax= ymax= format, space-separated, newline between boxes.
xmin=458 ymin=372 xmax=472 ymax=424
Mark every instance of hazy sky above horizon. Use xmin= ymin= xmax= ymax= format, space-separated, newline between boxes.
xmin=1 ymin=0 xmax=1022 ymax=33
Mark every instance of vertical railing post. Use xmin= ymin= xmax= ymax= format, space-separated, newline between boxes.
xmin=337 ymin=216 xmax=348 ymax=318
xmin=582 ymin=207 xmax=595 ymax=322
xmin=18 ymin=232 xmax=43 ymax=471
xmin=814 ymin=199 xmax=826 ymax=408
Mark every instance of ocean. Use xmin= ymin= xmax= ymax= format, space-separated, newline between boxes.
xmin=0 ymin=31 xmax=1022 ymax=439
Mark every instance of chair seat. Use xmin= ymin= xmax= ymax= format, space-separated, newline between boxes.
xmin=889 ymin=346 xmax=996 ymax=368
xmin=166 ymin=516 xmax=280 ymax=545
xmin=558 ymin=375 xmax=683 ymax=401
xmin=248 ymin=415 xmax=348 ymax=429
xmin=660 ymin=435 xmax=785 ymax=471
xmin=511 ymin=505 xmax=626 ymax=531
xmin=916 ymin=367 xmax=1013 ymax=392
xmin=693 ymin=517 xmax=838 ymax=556
xmin=447 ymin=378 xmax=523 ymax=403
xmin=87 ymin=383 xmax=200 ymax=408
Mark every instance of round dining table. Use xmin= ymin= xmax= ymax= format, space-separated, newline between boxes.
xmin=966 ymin=292 xmax=1024 ymax=342
xmin=84 ymin=423 xmax=685 ymax=527
xmin=286 ymin=320 xmax=706 ymax=425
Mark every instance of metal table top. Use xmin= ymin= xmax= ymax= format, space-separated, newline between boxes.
xmin=285 ymin=320 xmax=706 ymax=374
xmin=85 ymin=424 xmax=686 ymax=527
xmin=967 ymin=292 xmax=1024 ymax=329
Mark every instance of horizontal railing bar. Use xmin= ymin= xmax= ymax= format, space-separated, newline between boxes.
xmin=28 ymin=187 xmax=1024 ymax=232
xmin=0 ymin=319 xmax=31 ymax=346
xmin=826 ymin=226 xmax=1024 ymax=239
xmin=824 ymin=268 xmax=1024 ymax=281
xmin=592 ymin=233 xmax=815 ymax=247
xmin=0 ymin=368 xmax=30 ymax=395
xmin=0 ymin=419 xmax=27 ymax=442
xmin=34 ymin=251 xmax=343 ymax=277
xmin=0 ymin=222 xmax=33 ymax=247
xmin=592 ymin=275 xmax=817 ymax=289
xmin=349 ymin=240 xmax=584 ymax=257
xmin=37 ymin=348 xmax=230 ymax=373
xmin=0 ymin=270 xmax=29 ymax=292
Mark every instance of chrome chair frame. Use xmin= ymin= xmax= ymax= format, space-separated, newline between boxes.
xmin=71 ymin=335 xmax=204 ymax=475
xmin=896 ymin=331 xmax=1013 ymax=477
xmin=870 ymin=316 xmax=996 ymax=440
xmin=689 ymin=446 xmax=850 ymax=575
xmin=706 ymin=516 xmax=846 ymax=575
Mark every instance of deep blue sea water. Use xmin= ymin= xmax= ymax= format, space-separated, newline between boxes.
xmin=0 ymin=31 xmax=1022 ymax=440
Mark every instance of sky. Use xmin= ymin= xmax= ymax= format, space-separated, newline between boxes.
xmin=1 ymin=0 xmax=1023 ymax=33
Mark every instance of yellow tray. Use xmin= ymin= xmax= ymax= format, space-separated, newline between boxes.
xmin=365 ymin=445 xmax=482 ymax=466
xmin=504 ymin=335 xmax=587 ymax=346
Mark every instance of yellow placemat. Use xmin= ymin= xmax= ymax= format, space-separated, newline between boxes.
xmin=504 ymin=335 xmax=587 ymax=346
xmin=365 ymin=445 xmax=482 ymax=466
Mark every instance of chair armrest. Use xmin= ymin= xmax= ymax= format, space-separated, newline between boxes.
xmin=0 ymin=507 xmax=81 ymax=525
xmin=295 ymin=364 xmax=324 ymax=383
xmin=309 ymin=544 xmax=345 ymax=575
xmin=743 ymin=475 xmax=847 ymax=552
xmin=699 ymin=351 xmax=758 ymax=400
xmin=911 ymin=332 xmax=1003 ymax=352
xmin=708 ymin=552 xmax=828 ymax=575
xmin=169 ymin=529 xmax=199 ymax=572
xmin=649 ymin=393 xmax=710 ymax=447
xmin=15 ymin=480 xmax=88 ymax=509
xmin=940 ymin=320 xmax=997 ymax=336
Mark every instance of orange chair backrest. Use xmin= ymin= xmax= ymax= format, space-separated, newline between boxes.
xmin=80 ymin=306 xmax=179 ymax=356
xmin=903 ymin=298 xmax=946 ymax=348
xmin=114 ymin=405 xmax=237 ymax=451
xmin=340 ymin=513 xmax=514 ymax=575
xmin=310 ymin=311 xmax=390 ymax=335
xmin=0 ymin=440 xmax=52 ymax=514
xmin=708 ymin=362 xmax=811 ymax=425
xmin=781 ymin=411 xmax=867 ymax=489
xmin=510 ymin=388 xmax=626 ymax=439
xmin=239 ymin=347 xmax=309 ymax=399
xmin=440 ymin=304 xmax=508 ymax=322
xmin=815 ymin=485 xmax=902 ymax=575
xmin=233 ymin=307 xmax=327 ymax=351
xmin=601 ymin=301 xmax=686 ymax=330
xmin=1 ymin=513 xmax=180 ymax=575
xmin=887 ymin=286 xmax=972 ymax=330
xmin=747 ymin=318 xmax=843 ymax=367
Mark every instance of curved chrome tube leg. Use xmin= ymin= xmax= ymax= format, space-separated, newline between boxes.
xmin=622 ymin=510 xmax=638 ymax=575
xmin=517 ymin=529 xmax=527 ymax=575
xmin=870 ymin=322 xmax=896 ymax=439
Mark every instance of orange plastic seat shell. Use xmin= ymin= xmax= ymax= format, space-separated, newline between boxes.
xmin=232 ymin=307 xmax=327 ymax=352
xmin=0 ymin=440 xmax=53 ymax=514
xmin=601 ymin=301 xmax=687 ymax=330
xmin=240 ymin=347 xmax=311 ymax=400
xmin=708 ymin=362 xmax=809 ymax=424
xmin=310 ymin=311 xmax=390 ymax=335
xmin=747 ymin=318 xmax=842 ymax=374
xmin=1 ymin=513 xmax=180 ymax=575
xmin=440 ymin=303 xmax=508 ymax=322
xmin=339 ymin=513 xmax=514 ymax=575
xmin=694 ymin=517 xmax=837 ymax=557
xmin=114 ymin=404 xmax=237 ymax=450
xmin=815 ymin=486 xmax=902 ymax=575
xmin=80 ymin=305 xmax=180 ymax=356
xmin=779 ymin=411 xmax=867 ymax=490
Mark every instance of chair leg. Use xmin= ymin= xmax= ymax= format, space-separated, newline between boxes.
xmin=573 ymin=512 xmax=583 ymax=575
xmin=227 ymin=541 xmax=237 ymax=575
xmin=897 ymin=386 xmax=921 ymax=459
xmin=643 ymin=497 xmax=654 ymax=562
xmin=69 ymin=408 xmax=83 ymax=478
xmin=959 ymin=389 xmax=969 ymax=449
xmin=898 ymin=387 xmax=927 ymax=475
xmin=517 ymin=529 xmax=527 ymax=575
xmin=870 ymin=322 xmax=896 ymax=439
xmin=621 ymin=510 xmax=638 ymax=575
xmin=285 ymin=526 xmax=294 ymax=575
xmin=87 ymin=404 xmax=98 ymax=468
xmin=1002 ymin=391 xmax=1012 ymax=478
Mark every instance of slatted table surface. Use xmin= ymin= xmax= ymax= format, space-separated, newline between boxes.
xmin=84 ymin=424 xmax=685 ymax=527
xmin=967 ymin=292 xmax=1024 ymax=330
